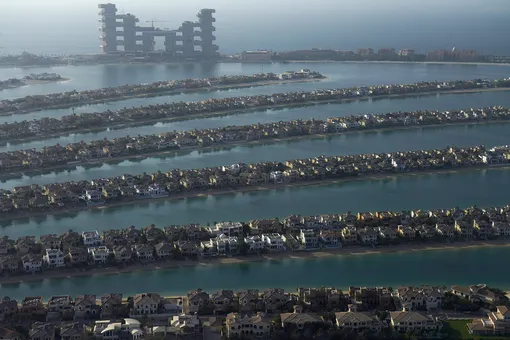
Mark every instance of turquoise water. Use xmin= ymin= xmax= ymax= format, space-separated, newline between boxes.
xmin=1 ymin=167 xmax=509 ymax=239
xmin=1 ymin=62 xmax=509 ymax=100
xmin=2 ymin=245 xmax=509 ymax=300
xmin=2 ymin=122 xmax=510 ymax=189
xmin=2 ymin=91 xmax=510 ymax=152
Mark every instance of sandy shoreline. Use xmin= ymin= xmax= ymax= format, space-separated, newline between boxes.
xmin=2 ymin=239 xmax=510 ymax=285
xmin=2 ymin=86 xmax=510 ymax=146
xmin=0 ymin=77 xmax=325 ymax=117
xmin=2 ymin=118 xmax=510 ymax=179
xmin=0 ymin=163 xmax=508 ymax=224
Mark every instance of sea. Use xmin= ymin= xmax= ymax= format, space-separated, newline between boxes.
xmin=0 ymin=61 xmax=510 ymax=298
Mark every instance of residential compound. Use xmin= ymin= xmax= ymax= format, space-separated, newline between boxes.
xmin=3 ymin=283 xmax=508 ymax=340
xmin=3 ymin=203 xmax=510 ymax=275
xmin=98 ymin=3 xmax=218 ymax=59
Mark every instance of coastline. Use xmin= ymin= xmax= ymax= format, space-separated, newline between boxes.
xmin=3 ymin=118 xmax=510 ymax=179
xmin=2 ymin=239 xmax=510 ymax=286
xmin=3 ymin=86 xmax=510 ymax=146
xmin=0 ymin=163 xmax=508 ymax=224
xmin=0 ymin=77 xmax=325 ymax=117
xmin=0 ymin=77 xmax=70 ymax=91
xmin=276 ymin=60 xmax=510 ymax=67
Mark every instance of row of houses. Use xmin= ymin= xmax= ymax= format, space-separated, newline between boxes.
xmin=1 ymin=144 xmax=507 ymax=215
xmin=0 ymin=71 xmax=323 ymax=115
xmin=0 ymin=77 xmax=508 ymax=142
xmin=1 ymin=105 xmax=509 ymax=173
xmin=4 ymin=283 xmax=505 ymax=340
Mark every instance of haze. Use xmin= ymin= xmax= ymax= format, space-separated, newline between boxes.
xmin=0 ymin=0 xmax=509 ymax=55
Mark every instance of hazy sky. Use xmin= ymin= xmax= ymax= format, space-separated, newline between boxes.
xmin=0 ymin=0 xmax=509 ymax=55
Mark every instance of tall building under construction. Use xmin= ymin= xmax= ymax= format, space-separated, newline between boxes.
xmin=98 ymin=3 xmax=218 ymax=59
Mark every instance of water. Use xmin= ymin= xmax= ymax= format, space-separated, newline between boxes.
xmin=2 ymin=122 xmax=510 ymax=189
xmin=2 ymin=245 xmax=510 ymax=300
xmin=0 ymin=62 xmax=509 ymax=100
xmin=3 ymin=91 xmax=510 ymax=152
xmin=0 ymin=167 xmax=508 ymax=238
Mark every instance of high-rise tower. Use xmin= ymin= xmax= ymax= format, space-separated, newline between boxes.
xmin=197 ymin=9 xmax=219 ymax=59
xmin=98 ymin=3 xmax=118 ymax=53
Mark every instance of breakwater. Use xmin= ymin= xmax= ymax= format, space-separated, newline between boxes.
xmin=0 ymin=70 xmax=324 ymax=116
xmin=1 ymin=106 xmax=509 ymax=175
xmin=0 ymin=144 xmax=508 ymax=218
xmin=1 ymin=78 xmax=509 ymax=144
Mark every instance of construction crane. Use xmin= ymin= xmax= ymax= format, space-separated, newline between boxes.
xmin=146 ymin=20 xmax=171 ymax=29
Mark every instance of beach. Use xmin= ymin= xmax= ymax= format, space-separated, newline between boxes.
xmin=2 ymin=239 xmax=509 ymax=286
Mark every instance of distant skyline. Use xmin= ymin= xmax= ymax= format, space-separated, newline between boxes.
xmin=0 ymin=0 xmax=509 ymax=55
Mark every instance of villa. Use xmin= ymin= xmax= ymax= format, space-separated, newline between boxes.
xmin=43 ymin=249 xmax=65 ymax=268
xmin=261 ymin=234 xmax=286 ymax=252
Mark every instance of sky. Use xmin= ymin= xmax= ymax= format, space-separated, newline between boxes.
xmin=0 ymin=0 xmax=509 ymax=55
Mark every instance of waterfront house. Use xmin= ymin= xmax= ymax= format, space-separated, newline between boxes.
xmin=378 ymin=226 xmax=398 ymax=240
xmin=154 ymin=242 xmax=173 ymax=258
xmin=435 ymin=224 xmax=456 ymax=239
xmin=133 ymin=244 xmax=154 ymax=261
xmin=29 ymin=322 xmax=55 ymax=340
xmin=74 ymin=294 xmax=99 ymax=320
xmin=261 ymin=233 xmax=286 ymax=252
xmin=133 ymin=293 xmax=161 ymax=315
xmin=46 ymin=295 xmax=73 ymax=321
xmin=102 ymin=229 xmax=124 ymax=247
xmin=211 ymin=222 xmax=243 ymax=237
xmin=299 ymin=229 xmax=319 ymax=250
xmin=493 ymin=222 xmax=510 ymax=237
xmin=16 ymin=236 xmax=36 ymax=255
xmin=244 ymin=236 xmax=265 ymax=253
xmin=112 ymin=245 xmax=132 ymax=263
xmin=82 ymin=231 xmax=102 ymax=247
xmin=19 ymin=297 xmax=45 ymax=319
xmin=390 ymin=311 xmax=440 ymax=333
xmin=0 ymin=297 xmax=18 ymax=322
xmin=396 ymin=288 xmax=425 ymax=310
xmin=0 ymin=255 xmax=20 ymax=273
xmin=416 ymin=225 xmax=437 ymax=239
xmin=473 ymin=220 xmax=493 ymax=239
xmin=297 ymin=287 xmax=345 ymax=311
xmin=335 ymin=311 xmax=383 ymax=333
xmin=39 ymin=234 xmax=60 ymax=250
xmin=319 ymin=230 xmax=340 ymax=248
xmin=262 ymin=288 xmax=289 ymax=313
xmin=358 ymin=227 xmax=379 ymax=244
xmin=21 ymin=253 xmax=42 ymax=273
xmin=89 ymin=246 xmax=111 ymax=264
xmin=237 ymin=290 xmax=262 ymax=313
xmin=187 ymin=289 xmax=212 ymax=315
xmin=43 ymin=249 xmax=65 ymax=268
xmin=249 ymin=219 xmax=281 ymax=234
xmin=455 ymin=220 xmax=474 ymax=239
xmin=397 ymin=225 xmax=417 ymax=240
xmin=349 ymin=287 xmax=393 ymax=311
xmin=123 ymin=226 xmax=142 ymax=244
xmin=177 ymin=241 xmax=199 ymax=258
xmin=100 ymin=294 xmax=123 ymax=319
xmin=451 ymin=284 xmax=496 ymax=305
xmin=216 ymin=235 xmax=239 ymax=255
xmin=225 ymin=312 xmax=271 ymax=339
xmin=156 ymin=313 xmax=202 ymax=338
xmin=211 ymin=290 xmax=236 ymax=313
xmin=0 ymin=237 xmax=10 ymax=255
xmin=60 ymin=230 xmax=82 ymax=249
xmin=143 ymin=225 xmax=166 ymax=244
xmin=341 ymin=226 xmax=359 ymax=245
xmin=68 ymin=247 xmax=88 ymax=265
